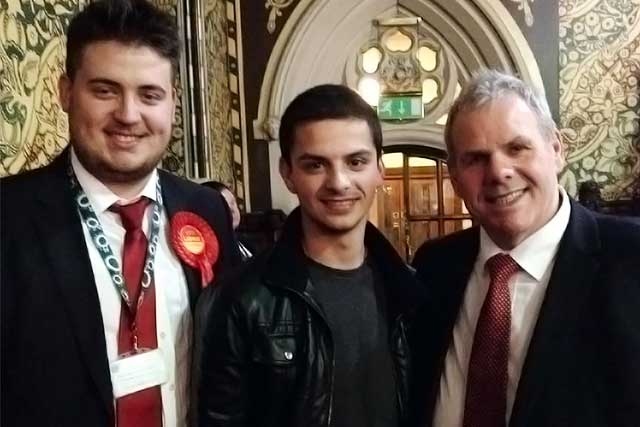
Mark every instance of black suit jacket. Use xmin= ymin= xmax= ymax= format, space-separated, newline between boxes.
xmin=1 ymin=152 xmax=241 ymax=427
xmin=410 ymin=201 xmax=640 ymax=427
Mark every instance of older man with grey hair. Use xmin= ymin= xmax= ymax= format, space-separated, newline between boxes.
xmin=410 ymin=69 xmax=640 ymax=427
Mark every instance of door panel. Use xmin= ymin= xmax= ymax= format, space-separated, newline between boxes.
xmin=369 ymin=150 xmax=473 ymax=262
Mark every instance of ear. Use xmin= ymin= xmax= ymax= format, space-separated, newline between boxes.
xmin=279 ymin=157 xmax=296 ymax=194
xmin=171 ymin=87 xmax=177 ymax=119
xmin=58 ymin=74 xmax=72 ymax=113
xmin=376 ymin=157 xmax=385 ymax=185
xmin=551 ymin=128 xmax=565 ymax=173
xmin=449 ymin=165 xmax=462 ymax=197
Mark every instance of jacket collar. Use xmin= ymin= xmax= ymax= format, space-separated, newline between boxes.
xmin=263 ymin=208 xmax=425 ymax=317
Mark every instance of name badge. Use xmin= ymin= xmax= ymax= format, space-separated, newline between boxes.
xmin=110 ymin=349 xmax=168 ymax=398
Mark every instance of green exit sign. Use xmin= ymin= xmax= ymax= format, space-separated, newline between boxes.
xmin=377 ymin=95 xmax=424 ymax=120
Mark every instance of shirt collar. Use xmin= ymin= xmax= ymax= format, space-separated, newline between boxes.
xmin=70 ymin=148 xmax=159 ymax=214
xmin=478 ymin=186 xmax=571 ymax=281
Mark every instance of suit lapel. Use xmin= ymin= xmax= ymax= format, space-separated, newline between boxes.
xmin=159 ymin=172 xmax=201 ymax=309
xmin=426 ymin=229 xmax=480 ymax=419
xmin=34 ymin=156 xmax=114 ymax=419
xmin=509 ymin=202 xmax=600 ymax=426
xmin=440 ymin=230 xmax=480 ymax=351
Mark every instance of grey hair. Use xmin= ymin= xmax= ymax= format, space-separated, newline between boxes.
xmin=444 ymin=69 xmax=557 ymax=166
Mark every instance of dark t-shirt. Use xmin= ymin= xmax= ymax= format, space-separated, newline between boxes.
xmin=306 ymin=256 xmax=398 ymax=427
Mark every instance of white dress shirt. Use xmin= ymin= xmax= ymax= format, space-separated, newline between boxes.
xmin=433 ymin=188 xmax=571 ymax=427
xmin=71 ymin=150 xmax=192 ymax=427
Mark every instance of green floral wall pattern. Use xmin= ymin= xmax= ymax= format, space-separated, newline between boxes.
xmin=559 ymin=0 xmax=640 ymax=200
xmin=0 ymin=0 xmax=85 ymax=176
xmin=204 ymin=0 xmax=234 ymax=185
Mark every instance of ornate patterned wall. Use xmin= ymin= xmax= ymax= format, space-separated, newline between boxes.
xmin=0 ymin=0 xmax=85 ymax=176
xmin=559 ymin=0 xmax=640 ymax=200
xmin=153 ymin=0 xmax=188 ymax=176
xmin=203 ymin=0 xmax=234 ymax=187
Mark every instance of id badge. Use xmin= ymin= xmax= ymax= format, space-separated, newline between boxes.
xmin=110 ymin=348 xmax=168 ymax=398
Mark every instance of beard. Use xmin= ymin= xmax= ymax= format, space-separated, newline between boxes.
xmin=72 ymin=140 xmax=164 ymax=186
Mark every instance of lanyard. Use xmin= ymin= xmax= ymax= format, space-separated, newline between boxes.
xmin=68 ymin=164 xmax=163 ymax=324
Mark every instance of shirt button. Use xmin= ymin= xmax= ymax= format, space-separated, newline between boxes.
xmin=169 ymin=384 xmax=175 ymax=391
xmin=284 ymin=351 xmax=293 ymax=360
xmin=160 ymin=332 xmax=166 ymax=339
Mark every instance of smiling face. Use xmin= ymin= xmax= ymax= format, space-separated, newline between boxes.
xmin=449 ymin=94 xmax=564 ymax=249
xmin=59 ymin=40 xmax=176 ymax=193
xmin=279 ymin=118 xmax=383 ymax=239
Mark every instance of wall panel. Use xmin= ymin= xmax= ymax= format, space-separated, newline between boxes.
xmin=559 ymin=0 xmax=640 ymax=200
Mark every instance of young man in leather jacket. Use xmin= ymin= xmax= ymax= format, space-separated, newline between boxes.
xmin=197 ymin=84 xmax=425 ymax=427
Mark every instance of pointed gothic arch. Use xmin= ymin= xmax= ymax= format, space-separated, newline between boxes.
xmin=256 ymin=0 xmax=543 ymax=211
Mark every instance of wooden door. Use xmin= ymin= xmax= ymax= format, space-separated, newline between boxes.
xmin=370 ymin=150 xmax=473 ymax=262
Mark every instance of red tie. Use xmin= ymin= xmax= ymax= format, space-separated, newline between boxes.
xmin=111 ymin=198 xmax=162 ymax=427
xmin=463 ymin=253 xmax=519 ymax=427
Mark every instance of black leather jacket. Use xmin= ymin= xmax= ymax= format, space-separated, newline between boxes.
xmin=197 ymin=209 xmax=425 ymax=427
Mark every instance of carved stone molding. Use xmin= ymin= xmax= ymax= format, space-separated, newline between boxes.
xmin=379 ymin=53 xmax=423 ymax=92
xmin=511 ymin=0 xmax=535 ymax=26
xmin=263 ymin=116 xmax=281 ymax=141
xmin=265 ymin=0 xmax=295 ymax=34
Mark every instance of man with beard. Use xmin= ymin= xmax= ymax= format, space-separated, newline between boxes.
xmin=197 ymin=84 xmax=424 ymax=427
xmin=1 ymin=1 xmax=240 ymax=426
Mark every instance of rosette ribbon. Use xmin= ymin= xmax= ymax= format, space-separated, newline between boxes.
xmin=171 ymin=212 xmax=219 ymax=288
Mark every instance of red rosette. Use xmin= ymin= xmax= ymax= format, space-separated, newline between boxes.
xmin=170 ymin=212 xmax=219 ymax=288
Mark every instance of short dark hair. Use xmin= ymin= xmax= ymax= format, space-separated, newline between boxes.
xmin=65 ymin=0 xmax=180 ymax=80
xmin=278 ymin=84 xmax=383 ymax=165
xmin=201 ymin=180 xmax=231 ymax=193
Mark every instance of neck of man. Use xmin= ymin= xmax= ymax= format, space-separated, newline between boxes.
xmin=70 ymin=147 xmax=155 ymax=201
xmin=301 ymin=216 xmax=367 ymax=270
xmin=105 ymin=177 xmax=152 ymax=201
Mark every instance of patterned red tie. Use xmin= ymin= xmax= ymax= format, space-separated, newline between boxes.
xmin=463 ymin=253 xmax=519 ymax=427
xmin=111 ymin=198 xmax=162 ymax=427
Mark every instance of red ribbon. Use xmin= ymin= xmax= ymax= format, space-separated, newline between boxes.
xmin=170 ymin=212 xmax=219 ymax=288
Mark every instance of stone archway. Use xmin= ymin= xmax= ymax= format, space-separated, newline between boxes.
xmin=256 ymin=0 xmax=544 ymax=212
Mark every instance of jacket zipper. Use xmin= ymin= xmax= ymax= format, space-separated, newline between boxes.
xmin=392 ymin=314 xmax=407 ymax=421
xmin=283 ymin=286 xmax=336 ymax=427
